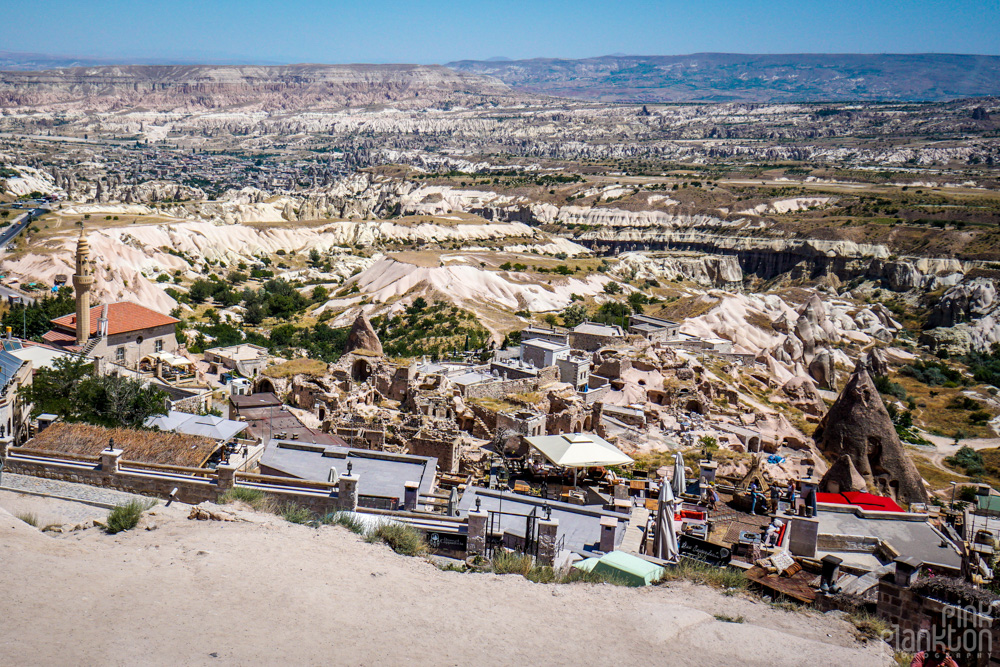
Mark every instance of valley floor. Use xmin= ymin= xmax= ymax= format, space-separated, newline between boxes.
xmin=0 ymin=489 xmax=893 ymax=666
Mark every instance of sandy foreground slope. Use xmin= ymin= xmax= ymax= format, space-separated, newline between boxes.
xmin=0 ymin=501 xmax=892 ymax=666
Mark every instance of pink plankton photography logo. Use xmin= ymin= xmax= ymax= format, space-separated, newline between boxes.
xmin=888 ymin=602 xmax=995 ymax=657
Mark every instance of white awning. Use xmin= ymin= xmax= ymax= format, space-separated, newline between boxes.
xmin=524 ymin=433 xmax=633 ymax=468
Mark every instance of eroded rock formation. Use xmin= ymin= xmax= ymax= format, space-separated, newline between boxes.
xmin=345 ymin=313 xmax=383 ymax=356
xmin=813 ymin=364 xmax=928 ymax=505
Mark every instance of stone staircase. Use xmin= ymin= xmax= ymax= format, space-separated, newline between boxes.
xmin=79 ymin=337 xmax=100 ymax=356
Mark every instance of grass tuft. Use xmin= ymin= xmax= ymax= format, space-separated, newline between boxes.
xmin=219 ymin=487 xmax=273 ymax=512
xmin=714 ymin=613 xmax=745 ymax=623
xmin=278 ymin=502 xmax=314 ymax=525
xmin=321 ymin=511 xmax=367 ymax=534
xmin=105 ymin=499 xmax=157 ymax=534
xmin=15 ymin=511 xmax=38 ymax=527
xmin=849 ymin=612 xmax=892 ymax=641
xmin=367 ymin=522 xmax=428 ymax=556
xmin=659 ymin=559 xmax=749 ymax=590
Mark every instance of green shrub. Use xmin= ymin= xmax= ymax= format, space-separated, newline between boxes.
xmin=278 ymin=503 xmax=314 ymax=524
xmin=321 ymin=511 xmax=366 ymax=534
xmin=367 ymin=522 xmax=427 ymax=556
xmin=946 ymin=446 xmax=986 ymax=476
xmin=491 ymin=550 xmax=536 ymax=576
xmin=105 ymin=499 xmax=157 ymax=534
xmin=219 ymin=487 xmax=271 ymax=511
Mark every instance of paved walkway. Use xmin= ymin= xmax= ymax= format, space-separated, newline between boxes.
xmin=0 ymin=472 xmax=151 ymax=508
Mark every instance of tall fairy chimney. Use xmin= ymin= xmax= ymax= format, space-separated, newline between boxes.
xmin=72 ymin=231 xmax=94 ymax=347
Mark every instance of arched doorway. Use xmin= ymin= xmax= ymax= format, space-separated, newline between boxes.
xmin=255 ymin=378 xmax=276 ymax=394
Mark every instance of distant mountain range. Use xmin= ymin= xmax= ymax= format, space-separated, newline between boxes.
xmin=0 ymin=50 xmax=280 ymax=71
xmin=446 ymin=53 xmax=1000 ymax=102
xmin=0 ymin=65 xmax=514 ymax=112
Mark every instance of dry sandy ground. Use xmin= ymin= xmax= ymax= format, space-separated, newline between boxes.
xmin=0 ymin=498 xmax=894 ymax=667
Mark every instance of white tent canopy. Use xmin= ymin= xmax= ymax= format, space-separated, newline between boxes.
xmin=524 ymin=433 xmax=634 ymax=468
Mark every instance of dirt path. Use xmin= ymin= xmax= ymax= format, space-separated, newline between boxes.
xmin=0 ymin=497 xmax=893 ymax=667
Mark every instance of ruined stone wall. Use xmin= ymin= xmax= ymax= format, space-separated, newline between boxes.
xmin=463 ymin=366 xmax=559 ymax=400
xmin=407 ymin=435 xmax=459 ymax=474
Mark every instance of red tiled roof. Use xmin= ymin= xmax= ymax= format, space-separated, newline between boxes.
xmin=42 ymin=330 xmax=76 ymax=344
xmin=50 ymin=302 xmax=178 ymax=336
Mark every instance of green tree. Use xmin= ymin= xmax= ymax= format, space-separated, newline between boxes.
xmin=20 ymin=355 xmax=92 ymax=418
xmin=2 ymin=289 xmax=75 ymax=339
xmin=311 ymin=286 xmax=329 ymax=302
xmin=72 ymin=375 xmax=168 ymax=429
xmin=628 ymin=291 xmax=649 ymax=314
xmin=561 ymin=304 xmax=587 ymax=328
xmin=603 ymin=281 xmax=621 ymax=295
xmin=21 ymin=357 xmax=167 ymax=429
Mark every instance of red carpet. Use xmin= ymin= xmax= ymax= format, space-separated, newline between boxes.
xmin=816 ymin=491 xmax=904 ymax=512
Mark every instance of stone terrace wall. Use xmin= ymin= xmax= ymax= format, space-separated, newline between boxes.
xmin=878 ymin=575 xmax=999 ymax=666
xmin=463 ymin=366 xmax=559 ymax=400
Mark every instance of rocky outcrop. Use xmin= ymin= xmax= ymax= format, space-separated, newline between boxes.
xmin=922 ymin=278 xmax=1000 ymax=353
xmin=863 ymin=348 xmax=889 ymax=379
xmin=819 ymin=454 xmax=869 ymax=494
xmin=781 ymin=376 xmax=826 ymax=416
xmin=813 ymin=364 xmax=928 ymax=506
xmin=610 ymin=251 xmax=742 ymax=287
xmin=345 ymin=313 xmax=383 ymax=356
xmin=795 ymin=295 xmax=840 ymax=357
xmin=868 ymin=258 xmax=966 ymax=291
xmin=926 ymin=278 xmax=997 ymax=329
xmin=808 ymin=349 xmax=837 ymax=390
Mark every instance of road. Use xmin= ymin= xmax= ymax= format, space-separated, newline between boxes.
xmin=0 ymin=206 xmax=46 ymax=250
xmin=0 ymin=206 xmax=48 ymax=306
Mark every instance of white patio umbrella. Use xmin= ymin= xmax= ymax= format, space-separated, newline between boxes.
xmin=525 ymin=434 xmax=634 ymax=489
xmin=654 ymin=476 xmax=679 ymax=562
xmin=672 ymin=452 xmax=686 ymax=497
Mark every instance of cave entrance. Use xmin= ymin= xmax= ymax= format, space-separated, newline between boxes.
xmin=352 ymin=359 xmax=372 ymax=383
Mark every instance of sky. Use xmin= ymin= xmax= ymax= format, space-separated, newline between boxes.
xmin=3 ymin=0 xmax=999 ymax=64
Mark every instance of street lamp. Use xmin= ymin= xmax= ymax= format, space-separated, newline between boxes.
xmin=950 ymin=481 xmax=958 ymax=508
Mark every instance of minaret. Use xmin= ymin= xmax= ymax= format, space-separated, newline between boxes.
xmin=72 ymin=231 xmax=94 ymax=347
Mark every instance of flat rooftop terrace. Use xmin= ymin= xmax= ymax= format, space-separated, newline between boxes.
xmin=816 ymin=510 xmax=961 ymax=569
xmin=260 ymin=440 xmax=437 ymax=500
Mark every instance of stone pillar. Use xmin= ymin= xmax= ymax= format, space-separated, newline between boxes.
xmin=467 ymin=509 xmax=487 ymax=558
xmin=403 ymin=481 xmax=420 ymax=512
xmin=338 ymin=473 xmax=359 ymax=511
xmin=894 ymin=556 xmax=921 ymax=587
xmin=100 ymin=448 xmax=123 ymax=475
xmin=699 ymin=460 xmax=718 ymax=485
xmin=786 ymin=515 xmax=819 ymax=558
xmin=613 ymin=483 xmax=629 ymax=501
xmin=599 ymin=516 xmax=618 ymax=553
xmin=537 ymin=517 xmax=560 ymax=566
xmin=216 ymin=464 xmax=237 ymax=491
xmin=797 ymin=475 xmax=819 ymax=517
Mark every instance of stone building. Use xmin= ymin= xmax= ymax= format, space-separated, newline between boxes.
xmin=569 ymin=321 xmax=625 ymax=352
xmin=556 ymin=354 xmax=590 ymax=391
xmin=520 ymin=338 xmax=570 ymax=369
xmin=42 ymin=232 xmax=179 ymax=369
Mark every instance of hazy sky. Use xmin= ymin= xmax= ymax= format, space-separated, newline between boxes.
xmin=4 ymin=0 xmax=999 ymax=64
